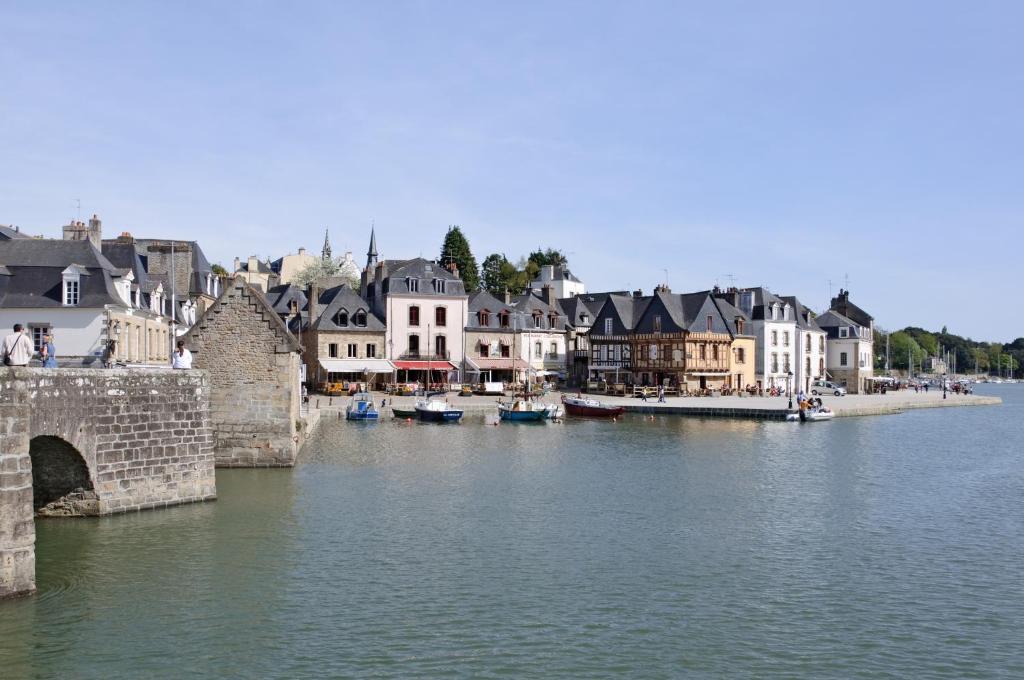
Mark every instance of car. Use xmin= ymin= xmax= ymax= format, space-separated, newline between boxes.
xmin=811 ymin=380 xmax=847 ymax=396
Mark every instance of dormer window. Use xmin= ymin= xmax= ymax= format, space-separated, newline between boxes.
xmin=478 ymin=310 xmax=490 ymax=326
xmin=532 ymin=312 xmax=543 ymax=328
xmin=407 ymin=278 xmax=419 ymax=293
xmin=783 ymin=304 xmax=791 ymax=321
xmin=771 ymin=304 xmax=780 ymax=321
xmin=498 ymin=311 xmax=510 ymax=328
xmin=604 ymin=318 xmax=613 ymax=334
xmin=839 ymin=327 xmax=849 ymax=338
xmin=706 ymin=314 xmax=714 ymax=332
xmin=354 ymin=310 xmax=367 ymax=327
xmin=735 ymin=318 xmax=744 ymax=334
xmin=61 ymin=267 xmax=82 ymax=306
xmin=433 ymin=279 xmax=446 ymax=294
xmin=581 ymin=314 xmax=589 ymax=324
xmin=334 ymin=309 xmax=349 ymax=326
xmin=653 ymin=315 xmax=662 ymax=332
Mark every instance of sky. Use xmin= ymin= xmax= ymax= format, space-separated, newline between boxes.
xmin=1 ymin=1 xmax=1021 ymax=340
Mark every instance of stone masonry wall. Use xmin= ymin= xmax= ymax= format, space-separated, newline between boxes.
xmin=0 ymin=368 xmax=217 ymax=514
xmin=0 ymin=403 xmax=34 ymax=598
xmin=187 ymin=279 xmax=301 ymax=467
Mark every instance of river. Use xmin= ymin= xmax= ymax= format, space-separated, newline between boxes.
xmin=2 ymin=386 xmax=1022 ymax=678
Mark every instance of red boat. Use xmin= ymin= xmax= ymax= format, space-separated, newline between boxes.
xmin=561 ymin=395 xmax=626 ymax=418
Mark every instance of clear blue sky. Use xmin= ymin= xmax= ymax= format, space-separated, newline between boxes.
xmin=2 ymin=2 xmax=1021 ymax=340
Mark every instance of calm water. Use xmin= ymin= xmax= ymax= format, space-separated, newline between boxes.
xmin=2 ymin=387 xmax=1023 ymax=679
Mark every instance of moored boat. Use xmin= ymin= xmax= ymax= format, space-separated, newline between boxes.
xmin=561 ymin=395 xmax=625 ymax=418
xmin=497 ymin=397 xmax=550 ymax=422
xmin=786 ymin=407 xmax=835 ymax=422
xmin=346 ymin=392 xmax=379 ymax=421
xmin=414 ymin=398 xmax=464 ymax=423
xmin=391 ymin=406 xmax=418 ymax=418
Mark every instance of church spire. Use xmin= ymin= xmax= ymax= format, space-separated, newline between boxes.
xmin=322 ymin=228 xmax=332 ymax=262
xmin=366 ymin=223 xmax=378 ymax=269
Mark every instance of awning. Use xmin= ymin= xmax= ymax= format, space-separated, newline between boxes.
xmin=463 ymin=356 xmax=482 ymax=374
xmin=533 ymin=370 xmax=560 ymax=376
xmin=319 ymin=359 xmax=395 ymax=374
xmin=473 ymin=357 xmax=528 ymax=370
xmin=687 ymin=371 xmax=729 ymax=376
xmin=392 ymin=360 xmax=458 ymax=370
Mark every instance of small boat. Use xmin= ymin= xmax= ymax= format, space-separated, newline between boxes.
xmin=497 ymin=398 xmax=549 ymax=422
xmin=786 ymin=407 xmax=835 ymax=422
xmin=346 ymin=392 xmax=379 ymax=421
xmin=561 ymin=395 xmax=626 ymax=418
xmin=414 ymin=398 xmax=464 ymax=423
xmin=391 ymin=406 xmax=418 ymax=418
xmin=544 ymin=403 xmax=565 ymax=420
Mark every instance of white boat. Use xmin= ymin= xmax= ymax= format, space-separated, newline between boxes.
xmin=786 ymin=407 xmax=835 ymax=422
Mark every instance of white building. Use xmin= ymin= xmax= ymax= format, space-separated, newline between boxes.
xmin=725 ymin=287 xmax=798 ymax=392
xmin=817 ymin=289 xmax=875 ymax=394
xmin=512 ymin=288 xmax=568 ymax=383
xmin=360 ymin=229 xmax=470 ymax=382
xmin=781 ymin=296 xmax=828 ymax=394
xmin=529 ymin=265 xmax=585 ymax=299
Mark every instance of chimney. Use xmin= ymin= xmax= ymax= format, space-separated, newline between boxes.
xmin=233 ymin=256 xmax=241 ymax=272
xmin=633 ymin=288 xmax=643 ymax=297
xmin=542 ymin=284 xmax=556 ymax=307
xmin=307 ymin=282 xmax=320 ymax=323
xmin=504 ymin=288 xmax=511 ymax=305
xmin=117 ymin=231 xmax=134 ymax=243
xmin=542 ymin=264 xmax=554 ymax=281
xmin=83 ymin=214 xmax=102 ymax=249
xmin=247 ymin=255 xmax=258 ymax=273
xmin=298 ymin=247 xmax=306 ymax=256
xmin=655 ymin=283 xmax=671 ymax=294
xmin=447 ymin=261 xmax=460 ymax=279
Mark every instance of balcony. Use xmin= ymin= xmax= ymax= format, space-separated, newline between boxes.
xmin=399 ymin=351 xmax=450 ymax=361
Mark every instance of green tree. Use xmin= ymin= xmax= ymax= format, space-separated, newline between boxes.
xmin=527 ymin=248 xmax=569 ymax=268
xmin=211 ymin=263 xmax=228 ymax=277
xmin=439 ymin=225 xmax=480 ymax=292
xmin=888 ymin=331 xmax=927 ymax=370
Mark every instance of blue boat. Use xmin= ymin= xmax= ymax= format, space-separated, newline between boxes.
xmin=497 ymin=398 xmax=549 ymax=422
xmin=414 ymin=398 xmax=464 ymax=423
xmin=346 ymin=392 xmax=379 ymax=421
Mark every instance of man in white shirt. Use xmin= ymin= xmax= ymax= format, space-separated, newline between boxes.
xmin=2 ymin=324 xmax=34 ymax=366
xmin=171 ymin=340 xmax=193 ymax=369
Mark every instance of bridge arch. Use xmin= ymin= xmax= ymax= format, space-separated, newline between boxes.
xmin=29 ymin=435 xmax=97 ymax=515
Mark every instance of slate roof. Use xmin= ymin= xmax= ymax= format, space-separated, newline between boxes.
xmin=0 ymin=225 xmax=32 ymax=240
xmin=532 ymin=266 xmax=582 ymax=284
xmin=238 ymin=259 xmax=274 ymax=274
xmin=101 ymin=241 xmax=151 ymax=288
xmin=467 ymin=290 xmax=515 ymax=330
xmin=378 ymin=258 xmax=467 ymax=296
xmin=311 ymin=285 xmax=384 ymax=332
xmin=779 ymin=295 xmax=824 ymax=333
xmin=512 ymin=292 xmax=568 ymax=331
xmin=557 ymin=292 xmax=626 ymax=328
xmin=266 ymin=283 xmax=308 ymax=316
xmin=0 ymin=239 xmax=128 ymax=308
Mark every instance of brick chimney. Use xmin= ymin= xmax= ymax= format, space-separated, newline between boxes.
xmin=307 ymin=282 xmax=320 ymax=323
xmin=63 ymin=215 xmax=102 ymax=249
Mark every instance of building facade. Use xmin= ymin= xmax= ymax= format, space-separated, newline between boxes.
xmin=301 ymin=284 xmax=390 ymax=388
xmin=817 ymin=290 xmax=875 ymax=393
xmin=529 ymin=265 xmax=585 ymax=298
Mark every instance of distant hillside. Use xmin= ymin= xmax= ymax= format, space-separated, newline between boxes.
xmin=873 ymin=326 xmax=1022 ymax=375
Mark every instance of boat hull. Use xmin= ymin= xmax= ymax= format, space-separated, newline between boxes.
xmin=498 ymin=408 xmax=547 ymax=422
xmin=415 ymin=407 xmax=464 ymax=422
xmin=561 ymin=397 xmax=625 ymax=418
xmin=346 ymin=410 xmax=379 ymax=421
xmin=392 ymin=408 xmax=417 ymax=418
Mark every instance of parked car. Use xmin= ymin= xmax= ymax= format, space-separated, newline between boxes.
xmin=811 ymin=380 xmax=847 ymax=396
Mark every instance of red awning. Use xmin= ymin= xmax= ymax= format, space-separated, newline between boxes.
xmin=392 ymin=360 xmax=458 ymax=370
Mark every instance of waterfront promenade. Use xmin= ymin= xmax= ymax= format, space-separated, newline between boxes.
xmin=310 ymin=388 xmax=1003 ymax=420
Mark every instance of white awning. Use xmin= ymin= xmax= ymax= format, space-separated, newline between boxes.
xmin=319 ymin=359 xmax=395 ymax=374
xmin=463 ymin=356 xmax=481 ymax=373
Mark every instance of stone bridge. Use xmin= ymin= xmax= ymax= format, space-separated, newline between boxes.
xmin=1 ymin=368 xmax=217 ymax=598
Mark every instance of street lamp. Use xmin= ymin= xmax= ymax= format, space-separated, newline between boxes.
xmin=787 ymin=370 xmax=794 ymax=409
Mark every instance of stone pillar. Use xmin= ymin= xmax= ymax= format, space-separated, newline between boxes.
xmin=0 ymin=403 xmax=35 ymax=598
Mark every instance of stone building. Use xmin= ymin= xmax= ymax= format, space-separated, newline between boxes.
xmin=301 ymin=284 xmax=391 ymax=389
xmin=185 ymin=277 xmax=303 ymax=467
xmin=232 ymin=255 xmax=279 ymax=292
xmin=132 ymin=237 xmax=220 ymax=318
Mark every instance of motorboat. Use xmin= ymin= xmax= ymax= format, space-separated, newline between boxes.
xmin=414 ymin=398 xmax=464 ymax=423
xmin=346 ymin=392 xmax=379 ymax=421
xmin=497 ymin=397 xmax=550 ymax=422
xmin=561 ymin=395 xmax=626 ymax=418
xmin=786 ymin=406 xmax=835 ymax=422
xmin=391 ymin=406 xmax=418 ymax=419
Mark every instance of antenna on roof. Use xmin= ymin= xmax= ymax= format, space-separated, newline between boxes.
xmin=828 ymin=279 xmax=832 ymax=300
xmin=844 ymin=273 xmax=849 ymax=290
xmin=725 ymin=273 xmax=735 ymax=288
xmin=75 ymin=198 xmax=81 ymax=221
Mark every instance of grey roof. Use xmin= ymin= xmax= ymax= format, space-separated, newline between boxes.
xmin=779 ymin=295 xmax=824 ymax=333
xmin=557 ymin=292 xmax=625 ymax=328
xmin=0 ymin=239 xmax=128 ymax=308
xmin=592 ymin=294 xmax=652 ymax=336
xmin=238 ymin=258 xmax=274 ymax=274
xmin=311 ymin=285 xmax=384 ymax=332
xmin=512 ymin=293 xmax=568 ymax=331
xmin=532 ymin=266 xmax=582 ymax=284
xmin=101 ymin=241 xmax=151 ymax=288
xmin=380 ymin=258 xmax=467 ymax=296
xmin=816 ymin=309 xmax=861 ymax=329
xmin=0 ymin=225 xmax=32 ymax=240
xmin=266 ymin=283 xmax=308 ymax=315
xmin=467 ymin=290 xmax=515 ymax=329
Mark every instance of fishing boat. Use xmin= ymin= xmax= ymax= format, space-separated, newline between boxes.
xmin=346 ymin=392 xmax=379 ymax=421
xmin=414 ymin=398 xmax=464 ymax=423
xmin=561 ymin=395 xmax=626 ymax=418
xmin=497 ymin=397 xmax=550 ymax=422
xmin=391 ymin=406 xmax=418 ymax=418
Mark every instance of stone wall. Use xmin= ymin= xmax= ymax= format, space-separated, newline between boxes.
xmin=186 ymin=277 xmax=302 ymax=467
xmin=0 ymin=368 xmax=217 ymax=514
xmin=0 ymin=403 xmax=34 ymax=598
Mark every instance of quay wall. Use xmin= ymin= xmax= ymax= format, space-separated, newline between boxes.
xmin=0 ymin=403 xmax=34 ymax=598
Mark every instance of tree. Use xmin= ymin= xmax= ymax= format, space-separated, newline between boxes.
xmin=527 ymin=248 xmax=569 ymax=269
xmin=439 ymin=225 xmax=480 ymax=292
xmin=887 ymin=331 xmax=927 ymax=370
xmin=211 ymin=263 xmax=228 ymax=277
xmin=293 ymin=257 xmax=359 ymax=289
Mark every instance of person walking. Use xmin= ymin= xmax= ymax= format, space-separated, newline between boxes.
xmin=171 ymin=340 xmax=193 ymax=369
xmin=657 ymin=385 xmax=666 ymax=403
xmin=2 ymin=324 xmax=34 ymax=367
xmin=39 ymin=333 xmax=58 ymax=368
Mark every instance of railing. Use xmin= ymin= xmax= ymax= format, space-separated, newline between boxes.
xmin=399 ymin=351 xmax=450 ymax=361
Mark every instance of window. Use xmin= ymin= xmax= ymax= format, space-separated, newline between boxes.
xmin=712 ymin=344 xmax=719 ymax=360
xmin=839 ymin=327 xmax=849 ymax=338
xmin=435 ymin=306 xmax=447 ymax=327
xmin=783 ymin=305 xmax=791 ymax=321
xmin=334 ymin=309 xmax=349 ymax=326
xmin=63 ymin=278 xmax=80 ymax=306
xmin=366 ymin=344 xmax=376 ymax=358
xmin=534 ymin=342 xmax=542 ymax=359
xmin=805 ymin=333 xmax=811 ymax=352
xmin=407 ymin=278 xmax=419 ymax=293
xmin=805 ymin=357 xmax=811 ymax=375
xmin=840 ymin=352 xmax=848 ymax=366
xmin=819 ymin=336 xmax=825 ymax=352
xmin=771 ymin=330 xmax=778 ymax=346
xmin=649 ymin=344 xmax=658 ymax=360
xmin=783 ymin=353 xmax=791 ymax=373
xmin=532 ymin=312 xmax=542 ymax=328
xmin=772 ymin=304 xmax=779 ymax=320
xmin=581 ymin=314 xmax=589 ymax=324
xmin=354 ymin=310 xmax=367 ymax=327
xmin=860 ymin=352 xmax=868 ymax=368
xmin=479 ymin=310 xmax=490 ymax=326
xmin=707 ymin=314 xmax=714 ymax=332
xmin=409 ymin=305 xmax=420 ymax=326
xmin=549 ymin=342 xmax=558 ymax=358
xmin=736 ymin=347 xmax=745 ymax=363
xmin=736 ymin=318 xmax=744 ymax=334
xmin=328 ymin=343 xmax=339 ymax=358
xmin=653 ymin=315 xmax=662 ymax=332
xmin=435 ymin=335 xmax=446 ymax=357
xmin=783 ymin=331 xmax=790 ymax=347
xmin=699 ymin=344 xmax=706 ymax=360
xmin=30 ymin=326 xmax=49 ymax=352
xmin=479 ymin=341 xmax=489 ymax=358
xmin=499 ymin=312 xmax=510 ymax=328
xmin=819 ymin=358 xmax=825 ymax=375
xmin=347 ymin=343 xmax=358 ymax=358
xmin=408 ymin=334 xmax=420 ymax=355
xmin=500 ymin=342 xmax=510 ymax=358
xmin=771 ymin=353 xmax=779 ymax=373
xmin=604 ymin=318 xmax=613 ymax=334
xmin=433 ymin=279 xmax=446 ymax=294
